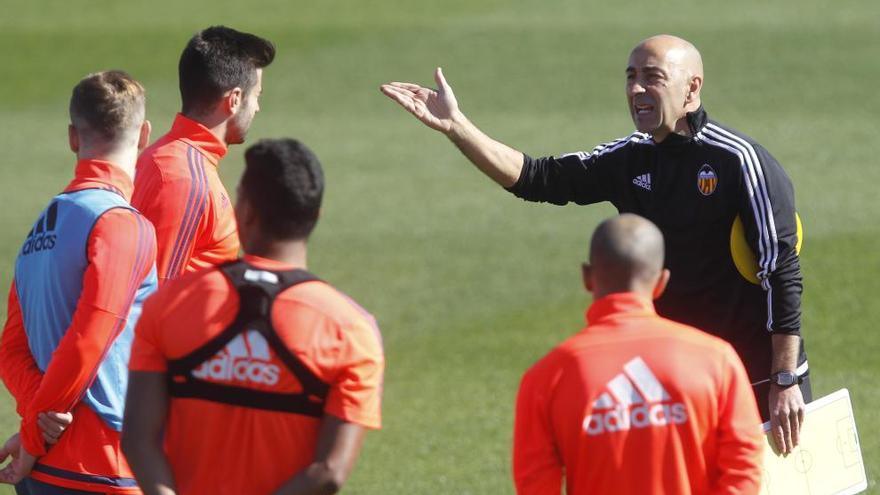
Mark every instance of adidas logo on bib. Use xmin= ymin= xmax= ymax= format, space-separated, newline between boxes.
xmin=583 ymin=356 xmax=688 ymax=436
xmin=192 ymin=330 xmax=281 ymax=386
xmin=632 ymin=173 xmax=651 ymax=191
xmin=21 ymin=202 xmax=59 ymax=255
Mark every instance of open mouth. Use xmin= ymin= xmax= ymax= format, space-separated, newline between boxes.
xmin=634 ymin=103 xmax=654 ymax=115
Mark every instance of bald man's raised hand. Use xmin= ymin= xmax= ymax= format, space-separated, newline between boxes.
xmin=380 ymin=67 xmax=460 ymax=134
xmin=380 ymin=67 xmax=525 ymax=187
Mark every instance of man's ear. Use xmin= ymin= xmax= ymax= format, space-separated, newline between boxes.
xmin=235 ymin=190 xmax=259 ymax=231
xmin=68 ymin=124 xmax=79 ymax=153
xmin=582 ymin=262 xmax=594 ymax=293
xmin=224 ymin=87 xmax=243 ymax=115
xmin=686 ymin=75 xmax=703 ymax=104
xmin=652 ymin=268 xmax=671 ymax=300
xmin=243 ymin=199 xmax=259 ymax=226
xmin=137 ymin=120 xmax=152 ymax=151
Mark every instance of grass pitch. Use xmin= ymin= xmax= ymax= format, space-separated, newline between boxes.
xmin=0 ymin=0 xmax=877 ymax=493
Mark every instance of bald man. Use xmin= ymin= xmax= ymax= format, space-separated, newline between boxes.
xmin=381 ymin=34 xmax=809 ymax=453
xmin=513 ymin=214 xmax=763 ymax=495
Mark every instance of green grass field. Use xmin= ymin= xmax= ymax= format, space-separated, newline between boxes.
xmin=1 ymin=0 xmax=878 ymax=493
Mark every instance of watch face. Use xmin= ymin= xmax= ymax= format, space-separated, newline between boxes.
xmin=774 ymin=372 xmax=797 ymax=386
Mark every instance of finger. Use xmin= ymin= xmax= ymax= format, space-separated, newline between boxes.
xmin=379 ymin=86 xmax=411 ymax=105
xmin=387 ymin=83 xmax=438 ymax=102
xmin=780 ymin=415 xmax=793 ymax=454
xmin=435 ymin=67 xmax=451 ymax=92
xmin=383 ymin=82 xmax=428 ymax=95
xmin=380 ymin=85 xmax=416 ymax=101
xmin=789 ymin=410 xmax=801 ymax=448
xmin=381 ymin=87 xmax=417 ymax=111
xmin=0 ymin=464 xmax=18 ymax=484
xmin=380 ymin=83 xmax=416 ymax=95
xmin=37 ymin=415 xmax=63 ymax=436
xmin=43 ymin=432 xmax=58 ymax=445
xmin=380 ymin=84 xmax=421 ymax=101
xmin=0 ymin=440 xmax=15 ymax=462
xmin=383 ymin=84 xmax=430 ymax=103
xmin=771 ymin=426 xmax=785 ymax=454
xmin=0 ymin=443 xmax=11 ymax=461
xmin=382 ymin=87 xmax=428 ymax=117
xmin=770 ymin=407 xmax=788 ymax=455
xmin=387 ymin=82 xmax=428 ymax=92
xmin=45 ymin=411 xmax=73 ymax=426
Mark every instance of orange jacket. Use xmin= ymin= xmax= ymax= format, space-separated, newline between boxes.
xmin=0 ymin=160 xmax=155 ymax=493
xmin=132 ymin=114 xmax=239 ymax=284
xmin=129 ymin=255 xmax=384 ymax=494
xmin=513 ymin=293 xmax=763 ymax=495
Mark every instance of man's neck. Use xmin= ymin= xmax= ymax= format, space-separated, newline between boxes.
xmin=182 ymin=110 xmax=227 ymax=145
xmin=76 ymin=148 xmax=137 ymax=183
xmin=592 ymin=287 xmax=653 ymax=301
xmin=245 ymin=239 xmax=308 ymax=268
xmin=652 ymin=101 xmax=702 ymax=143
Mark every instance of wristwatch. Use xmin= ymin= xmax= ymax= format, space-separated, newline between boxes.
xmin=770 ymin=370 xmax=802 ymax=388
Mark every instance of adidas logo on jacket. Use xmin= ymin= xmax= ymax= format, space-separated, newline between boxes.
xmin=583 ymin=357 xmax=687 ymax=435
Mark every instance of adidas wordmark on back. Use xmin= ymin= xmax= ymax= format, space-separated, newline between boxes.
xmin=583 ymin=356 xmax=688 ymax=435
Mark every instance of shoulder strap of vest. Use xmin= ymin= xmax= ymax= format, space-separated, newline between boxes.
xmin=167 ymin=259 xmax=330 ymax=415
xmin=168 ymin=259 xmax=319 ymax=371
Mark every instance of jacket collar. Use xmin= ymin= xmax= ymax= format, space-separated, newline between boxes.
xmin=64 ymin=159 xmax=134 ymax=201
xmin=168 ymin=113 xmax=228 ymax=166
xmin=585 ymin=292 xmax=656 ymax=327
xmin=654 ymin=105 xmax=708 ymax=146
xmin=686 ymin=105 xmax=708 ymax=135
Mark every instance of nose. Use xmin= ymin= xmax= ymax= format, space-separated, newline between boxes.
xmin=627 ymin=81 xmax=646 ymax=96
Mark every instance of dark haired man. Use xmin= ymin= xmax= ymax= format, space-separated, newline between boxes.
xmin=0 ymin=71 xmax=157 ymax=493
xmin=122 ymin=139 xmax=384 ymax=495
xmin=133 ymin=26 xmax=275 ymax=284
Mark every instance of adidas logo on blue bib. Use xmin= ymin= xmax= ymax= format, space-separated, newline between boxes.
xmin=21 ymin=202 xmax=59 ymax=255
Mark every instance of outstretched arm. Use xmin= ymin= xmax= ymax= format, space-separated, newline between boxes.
xmin=380 ymin=67 xmax=524 ymax=187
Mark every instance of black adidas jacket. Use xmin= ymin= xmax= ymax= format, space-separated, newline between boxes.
xmin=509 ymin=106 xmax=806 ymax=382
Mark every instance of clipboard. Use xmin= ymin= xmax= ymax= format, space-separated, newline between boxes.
xmin=760 ymin=388 xmax=867 ymax=495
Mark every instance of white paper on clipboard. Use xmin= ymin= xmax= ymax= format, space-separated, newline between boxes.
xmin=759 ymin=388 xmax=867 ymax=495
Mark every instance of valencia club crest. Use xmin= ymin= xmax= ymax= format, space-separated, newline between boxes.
xmin=697 ymin=164 xmax=718 ymax=196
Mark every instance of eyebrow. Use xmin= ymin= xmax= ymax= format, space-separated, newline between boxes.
xmin=625 ymin=65 xmax=667 ymax=75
